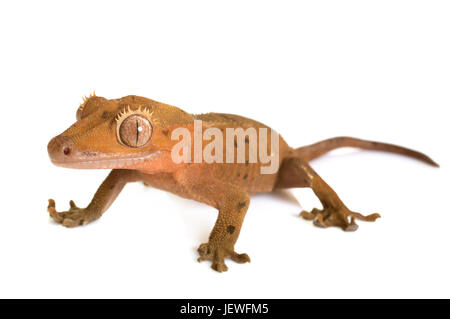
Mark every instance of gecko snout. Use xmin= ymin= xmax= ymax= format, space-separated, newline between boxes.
xmin=47 ymin=135 xmax=75 ymax=163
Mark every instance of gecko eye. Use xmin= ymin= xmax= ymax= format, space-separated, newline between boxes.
xmin=118 ymin=114 xmax=152 ymax=147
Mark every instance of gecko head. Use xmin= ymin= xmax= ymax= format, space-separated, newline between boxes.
xmin=47 ymin=94 xmax=193 ymax=170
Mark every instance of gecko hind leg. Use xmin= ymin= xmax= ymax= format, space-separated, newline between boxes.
xmin=275 ymin=157 xmax=380 ymax=231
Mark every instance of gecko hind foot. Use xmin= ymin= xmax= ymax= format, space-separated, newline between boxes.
xmin=197 ymin=243 xmax=250 ymax=272
xmin=47 ymin=199 xmax=99 ymax=228
xmin=300 ymin=207 xmax=380 ymax=231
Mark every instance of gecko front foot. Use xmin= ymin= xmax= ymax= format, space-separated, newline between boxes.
xmin=300 ymin=206 xmax=380 ymax=231
xmin=197 ymin=243 xmax=250 ymax=272
xmin=47 ymin=199 xmax=99 ymax=228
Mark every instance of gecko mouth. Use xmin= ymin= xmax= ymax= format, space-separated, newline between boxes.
xmin=51 ymin=156 xmax=150 ymax=169
xmin=50 ymin=149 xmax=162 ymax=169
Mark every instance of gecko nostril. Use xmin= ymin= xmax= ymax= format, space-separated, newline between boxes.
xmin=63 ymin=147 xmax=71 ymax=156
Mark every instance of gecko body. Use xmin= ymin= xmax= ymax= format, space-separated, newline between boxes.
xmin=48 ymin=94 xmax=438 ymax=272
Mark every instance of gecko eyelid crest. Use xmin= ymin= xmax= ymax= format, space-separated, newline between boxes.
xmin=77 ymin=91 xmax=96 ymax=113
xmin=115 ymin=105 xmax=154 ymax=123
xmin=115 ymin=105 xmax=154 ymax=148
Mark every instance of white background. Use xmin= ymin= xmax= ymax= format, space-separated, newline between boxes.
xmin=0 ymin=0 xmax=449 ymax=298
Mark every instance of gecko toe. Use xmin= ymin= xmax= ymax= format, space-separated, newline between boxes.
xmin=300 ymin=206 xmax=379 ymax=231
xmin=197 ymin=242 xmax=250 ymax=272
xmin=211 ymin=261 xmax=228 ymax=272
xmin=230 ymin=252 xmax=251 ymax=264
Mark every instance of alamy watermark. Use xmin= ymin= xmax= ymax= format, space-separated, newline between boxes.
xmin=170 ymin=120 xmax=279 ymax=174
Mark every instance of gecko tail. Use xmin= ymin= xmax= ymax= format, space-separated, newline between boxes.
xmin=295 ymin=136 xmax=439 ymax=167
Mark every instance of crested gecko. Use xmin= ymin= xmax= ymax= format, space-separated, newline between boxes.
xmin=47 ymin=94 xmax=438 ymax=272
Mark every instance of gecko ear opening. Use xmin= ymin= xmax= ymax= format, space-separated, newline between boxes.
xmin=117 ymin=114 xmax=152 ymax=147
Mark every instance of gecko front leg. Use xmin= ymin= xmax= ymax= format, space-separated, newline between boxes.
xmin=48 ymin=169 xmax=141 ymax=227
xmin=175 ymin=169 xmax=251 ymax=272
